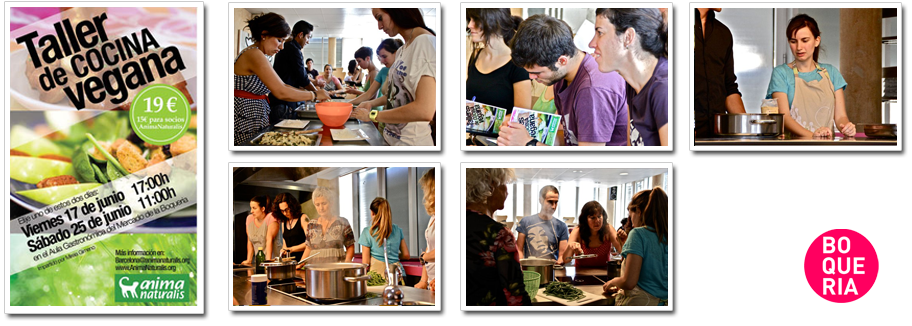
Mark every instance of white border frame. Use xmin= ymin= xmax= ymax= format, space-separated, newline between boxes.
xmin=222 ymin=160 xmax=444 ymax=312
xmin=226 ymin=2 xmax=449 ymax=152
xmin=682 ymin=2 xmax=908 ymax=152
xmin=458 ymin=161 xmax=678 ymax=312
xmin=3 ymin=1 xmax=209 ymax=315
xmin=454 ymin=2 xmax=678 ymax=152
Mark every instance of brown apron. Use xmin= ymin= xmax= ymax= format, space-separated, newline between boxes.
xmin=789 ymin=62 xmax=836 ymax=135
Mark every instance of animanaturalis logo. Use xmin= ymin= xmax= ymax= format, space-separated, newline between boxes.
xmin=114 ymin=274 xmax=190 ymax=302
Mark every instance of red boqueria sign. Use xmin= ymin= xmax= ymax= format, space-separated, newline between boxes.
xmin=804 ymin=229 xmax=878 ymax=303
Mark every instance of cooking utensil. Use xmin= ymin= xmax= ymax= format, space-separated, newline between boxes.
xmin=303 ymin=263 xmax=370 ymax=301
xmin=295 ymin=128 xmax=323 ymax=134
xmin=570 ymin=254 xmax=597 ymax=260
xmin=261 ymin=260 xmax=298 ymax=281
xmin=296 ymin=251 xmax=321 ymax=265
xmin=714 ymin=113 xmax=784 ymax=137
xmin=521 ymin=258 xmax=556 ymax=286
xmin=535 ymin=287 xmax=604 ymax=306
xmin=863 ymin=124 xmax=897 ymax=138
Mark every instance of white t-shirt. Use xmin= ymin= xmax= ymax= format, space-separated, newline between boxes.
xmin=383 ymin=33 xmax=436 ymax=146
xmin=425 ymin=216 xmax=436 ymax=281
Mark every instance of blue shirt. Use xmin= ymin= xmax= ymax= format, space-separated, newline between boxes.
xmin=376 ymin=67 xmax=390 ymax=97
xmin=516 ymin=214 xmax=569 ymax=260
xmin=765 ymin=63 xmax=847 ymax=107
xmin=358 ymin=224 xmax=404 ymax=265
xmin=622 ymin=226 xmax=668 ymax=300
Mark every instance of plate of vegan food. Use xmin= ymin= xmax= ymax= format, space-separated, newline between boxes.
xmin=9 ymin=111 xmax=198 ymax=232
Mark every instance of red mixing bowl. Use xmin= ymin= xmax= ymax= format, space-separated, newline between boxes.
xmin=315 ymin=102 xmax=353 ymax=128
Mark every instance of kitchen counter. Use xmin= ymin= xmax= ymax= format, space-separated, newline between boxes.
xmin=232 ymin=267 xmax=434 ymax=306
xmin=695 ymin=135 xmax=896 ymax=146
xmin=532 ymin=266 xmax=615 ymax=306
xmin=243 ymin=118 xmax=387 ymax=146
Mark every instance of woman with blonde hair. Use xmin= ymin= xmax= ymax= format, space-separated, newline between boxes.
xmin=416 ymin=168 xmax=436 ymax=290
xmin=300 ymin=187 xmax=355 ymax=266
xmin=359 ymin=197 xmax=409 ymax=274
xmin=465 ymin=168 xmax=531 ymax=306
xmin=603 ymin=187 xmax=669 ymax=306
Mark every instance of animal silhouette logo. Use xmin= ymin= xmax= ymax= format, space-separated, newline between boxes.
xmin=119 ymin=276 xmax=139 ymax=298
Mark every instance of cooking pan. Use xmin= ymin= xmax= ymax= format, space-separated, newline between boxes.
xmin=521 ymin=258 xmax=556 ymax=286
xmin=714 ymin=113 xmax=784 ymax=137
xmin=303 ymin=263 xmax=370 ymax=301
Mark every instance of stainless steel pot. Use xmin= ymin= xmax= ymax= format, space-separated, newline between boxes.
xmin=520 ymin=258 xmax=555 ymax=286
xmin=303 ymin=263 xmax=370 ymax=300
xmin=714 ymin=113 xmax=784 ymax=137
xmin=261 ymin=260 xmax=298 ymax=281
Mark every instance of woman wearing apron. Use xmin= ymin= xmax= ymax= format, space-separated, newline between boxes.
xmin=241 ymin=196 xmax=278 ymax=266
xmin=603 ymin=188 xmax=669 ymax=306
xmin=300 ymin=187 xmax=355 ymax=266
xmin=234 ymin=13 xmax=330 ymax=145
xmin=766 ymin=14 xmax=856 ymax=138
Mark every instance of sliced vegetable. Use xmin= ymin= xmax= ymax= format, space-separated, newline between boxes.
xmin=10 ymin=125 xmax=67 ymax=157
xmin=92 ymin=164 xmax=109 ymax=183
xmin=543 ymin=281 xmax=585 ymax=301
xmin=71 ymin=148 xmax=97 ymax=183
xmin=367 ymin=271 xmax=387 ymax=286
xmin=106 ymin=162 xmax=125 ymax=181
xmin=16 ymin=183 xmax=102 ymax=205
xmin=9 ymin=156 xmax=75 ymax=184
xmin=86 ymin=133 xmax=129 ymax=176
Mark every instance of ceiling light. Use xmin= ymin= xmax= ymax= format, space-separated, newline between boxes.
xmin=619 ymin=172 xmax=629 ymax=176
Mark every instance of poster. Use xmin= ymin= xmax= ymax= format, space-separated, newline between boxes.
xmin=5 ymin=3 xmax=204 ymax=314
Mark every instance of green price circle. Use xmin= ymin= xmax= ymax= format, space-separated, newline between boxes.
xmin=129 ymin=84 xmax=191 ymax=145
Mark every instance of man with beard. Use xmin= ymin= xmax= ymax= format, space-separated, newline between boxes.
xmin=497 ymin=14 xmax=627 ymax=146
xmin=516 ymin=185 xmax=570 ymax=264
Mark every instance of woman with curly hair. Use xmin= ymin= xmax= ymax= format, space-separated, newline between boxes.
xmin=465 ymin=168 xmax=530 ymax=306
xmin=416 ymin=168 xmax=436 ymax=291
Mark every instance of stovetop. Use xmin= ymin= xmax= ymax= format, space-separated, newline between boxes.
xmin=267 ymin=281 xmax=376 ymax=305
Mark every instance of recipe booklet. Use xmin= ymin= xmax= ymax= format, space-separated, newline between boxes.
xmin=509 ymin=108 xmax=561 ymax=146
xmin=465 ymin=100 xmax=507 ymax=137
xmin=5 ymin=3 xmax=204 ymax=314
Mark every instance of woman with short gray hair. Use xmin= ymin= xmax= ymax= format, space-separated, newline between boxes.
xmin=465 ymin=168 xmax=531 ymax=305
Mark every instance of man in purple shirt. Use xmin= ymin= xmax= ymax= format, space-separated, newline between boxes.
xmin=497 ymin=14 xmax=628 ymax=146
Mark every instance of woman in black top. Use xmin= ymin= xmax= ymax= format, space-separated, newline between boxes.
xmin=275 ymin=192 xmax=307 ymax=261
xmin=466 ymin=9 xmax=531 ymax=115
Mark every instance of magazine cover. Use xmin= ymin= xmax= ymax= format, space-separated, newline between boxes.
xmin=465 ymin=100 xmax=507 ymax=136
xmin=509 ymin=108 xmax=561 ymax=146
xmin=5 ymin=3 xmax=204 ymax=314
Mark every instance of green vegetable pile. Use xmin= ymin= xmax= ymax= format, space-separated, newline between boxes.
xmin=543 ymin=281 xmax=585 ymax=301
xmin=367 ymin=271 xmax=387 ymax=286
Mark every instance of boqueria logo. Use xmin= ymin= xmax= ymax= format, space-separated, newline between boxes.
xmin=114 ymin=274 xmax=190 ymax=302
xmin=804 ymin=229 xmax=878 ymax=303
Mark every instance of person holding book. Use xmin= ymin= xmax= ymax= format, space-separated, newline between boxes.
xmin=497 ymin=14 xmax=627 ymax=146
xmin=465 ymin=9 xmax=531 ymax=115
